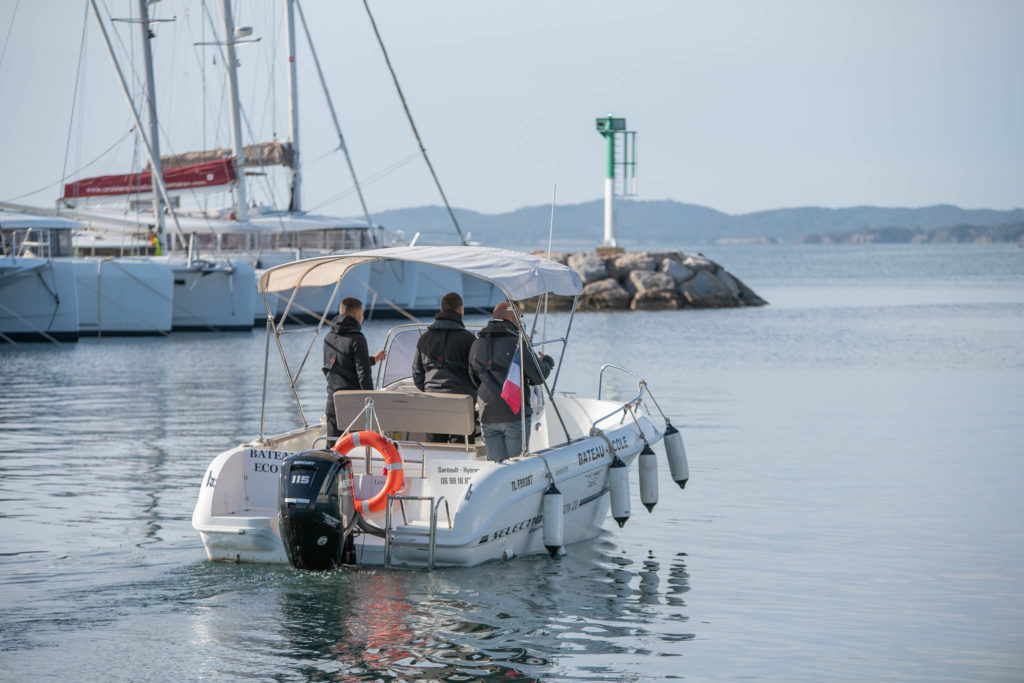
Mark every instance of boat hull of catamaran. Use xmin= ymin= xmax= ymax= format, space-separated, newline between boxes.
xmin=70 ymin=259 xmax=174 ymax=335
xmin=0 ymin=256 xmax=80 ymax=342
xmin=148 ymin=256 xmax=257 ymax=331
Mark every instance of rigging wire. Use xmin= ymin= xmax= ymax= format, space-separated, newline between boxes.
xmin=294 ymin=0 xmax=376 ymax=235
xmin=265 ymin=0 xmax=282 ymax=140
xmin=361 ymin=0 xmax=466 ymax=245
xmin=198 ymin=0 xmax=276 ymax=212
xmin=129 ymin=0 xmax=141 ymax=208
xmin=0 ymin=0 xmax=21 ymax=72
xmin=163 ymin=0 xmax=182 ymax=152
xmin=2 ymin=129 xmax=134 ymax=204
xmin=187 ymin=0 xmax=235 ymax=215
xmin=306 ymin=150 xmax=421 ymax=213
xmin=101 ymin=0 xmax=146 ymax=105
xmin=58 ymin=2 xmax=92 ymax=213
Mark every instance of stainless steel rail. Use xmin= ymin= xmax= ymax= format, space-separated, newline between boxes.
xmin=592 ymin=363 xmax=648 ymax=429
xmin=383 ymin=494 xmax=451 ymax=570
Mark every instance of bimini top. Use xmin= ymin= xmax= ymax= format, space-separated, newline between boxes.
xmin=257 ymin=245 xmax=584 ymax=301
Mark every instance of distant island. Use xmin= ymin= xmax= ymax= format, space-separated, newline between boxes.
xmin=371 ymin=200 xmax=1024 ymax=246
xmin=794 ymin=222 xmax=1024 ymax=244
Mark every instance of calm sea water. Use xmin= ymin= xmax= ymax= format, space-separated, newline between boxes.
xmin=1 ymin=244 xmax=1022 ymax=681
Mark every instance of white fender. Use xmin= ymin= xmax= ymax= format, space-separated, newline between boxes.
xmin=542 ymin=482 xmax=564 ymax=556
xmin=664 ymin=423 xmax=689 ymax=489
xmin=638 ymin=444 xmax=659 ymax=512
xmin=609 ymin=456 xmax=630 ymax=528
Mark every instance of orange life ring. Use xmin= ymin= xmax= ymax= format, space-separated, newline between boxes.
xmin=332 ymin=430 xmax=405 ymax=514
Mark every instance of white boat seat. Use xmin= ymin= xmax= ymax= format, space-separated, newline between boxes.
xmin=333 ymin=390 xmax=475 ymax=441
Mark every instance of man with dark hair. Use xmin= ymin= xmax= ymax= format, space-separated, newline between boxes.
xmin=323 ymin=297 xmax=386 ymax=439
xmin=468 ymin=301 xmax=554 ymax=462
xmin=412 ymin=292 xmax=477 ymax=443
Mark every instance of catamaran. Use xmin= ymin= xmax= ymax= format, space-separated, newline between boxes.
xmin=192 ymin=246 xmax=689 ymax=569
xmin=50 ymin=0 xmax=502 ymax=326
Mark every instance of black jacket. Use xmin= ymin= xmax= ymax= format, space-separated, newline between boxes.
xmin=468 ymin=318 xmax=554 ymax=423
xmin=323 ymin=314 xmax=375 ymax=393
xmin=412 ymin=311 xmax=477 ymax=396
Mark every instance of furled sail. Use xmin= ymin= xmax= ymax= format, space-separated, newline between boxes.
xmin=158 ymin=140 xmax=295 ymax=171
xmin=61 ymin=159 xmax=236 ymax=201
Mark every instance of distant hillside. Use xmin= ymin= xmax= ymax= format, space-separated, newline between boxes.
xmin=795 ymin=222 xmax=1024 ymax=244
xmin=371 ymin=200 xmax=1024 ymax=246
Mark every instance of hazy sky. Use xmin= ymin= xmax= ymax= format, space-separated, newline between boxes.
xmin=1 ymin=0 xmax=1021 ymax=218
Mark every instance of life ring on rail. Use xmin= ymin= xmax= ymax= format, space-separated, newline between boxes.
xmin=332 ymin=430 xmax=404 ymax=514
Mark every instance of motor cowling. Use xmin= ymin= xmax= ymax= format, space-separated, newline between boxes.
xmin=278 ymin=450 xmax=358 ymax=570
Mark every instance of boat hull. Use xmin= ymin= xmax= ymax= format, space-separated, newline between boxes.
xmin=71 ymin=258 xmax=173 ymax=335
xmin=0 ymin=257 xmax=79 ymax=342
xmin=192 ymin=399 xmax=664 ymax=568
xmin=150 ymin=257 xmax=256 ymax=331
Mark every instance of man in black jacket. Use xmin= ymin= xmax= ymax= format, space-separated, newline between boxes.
xmin=468 ymin=302 xmax=554 ymax=462
xmin=323 ymin=297 xmax=386 ymax=438
xmin=412 ymin=292 xmax=477 ymax=443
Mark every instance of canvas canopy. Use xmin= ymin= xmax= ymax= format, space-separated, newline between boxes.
xmin=157 ymin=141 xmax=295 ymax=170
xmin=257 ymin=246 xmax=584 ymax=301
xmin=62 ymin=159 xmax=235 ymax=200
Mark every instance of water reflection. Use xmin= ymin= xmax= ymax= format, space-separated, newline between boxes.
xmin=246 ymin=538 xmax=696 ymax=680
xmin=1 ymin=336 xmax=688 ymax=680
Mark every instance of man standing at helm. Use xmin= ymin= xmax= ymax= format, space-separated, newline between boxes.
xmin=412 ymin=291 xmax=478 ymax=443
xmin=468 ymin=302 xmax=554 ymax=462
xmin=323 ymin=297 xmax=386 ymax=440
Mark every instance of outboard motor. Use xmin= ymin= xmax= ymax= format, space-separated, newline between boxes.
xmin=278 ymin=450 xmax=358 ymax=570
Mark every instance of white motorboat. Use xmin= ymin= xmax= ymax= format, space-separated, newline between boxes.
xmin=192 ymin=246 xmax=689 ymax=569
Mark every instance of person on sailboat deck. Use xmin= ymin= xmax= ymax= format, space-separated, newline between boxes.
xmin=468 ymin=302 xmax=554 ymax=462
xmin=323 ymin=297 xmax=387 ymax=440
xmin=412 ymin=292 xmax=478 ymax=443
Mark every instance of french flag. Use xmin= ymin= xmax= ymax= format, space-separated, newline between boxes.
xmin=500 ymin=349 xmax=523 ymax=415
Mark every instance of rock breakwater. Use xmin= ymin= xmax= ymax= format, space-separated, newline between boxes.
xmin=524 ymin=249 xmax=768 ymax=311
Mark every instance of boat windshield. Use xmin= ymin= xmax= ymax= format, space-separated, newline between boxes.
xmin=378 ymin=327 xmax=426 ymax=389
xmin=376 ymin=323 xmax=485 ymax=390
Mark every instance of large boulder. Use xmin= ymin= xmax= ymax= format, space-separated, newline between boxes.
xmin=624 ymin=270 xmax=676 ymax=297
xmin=530 ymin=250 xmax=569 ymax=265
xmin=631 ymin=290 xmax=683 ymax=310
xmin=716 ymin=270 xmax=742 ymax=298
xmin=607 ymin=252 xmax=657 ymax=281
xmin=647 ymin=250 xmax=685 ymax=265
xmin=678 ymin=270 xmax=742 ymax=308
xmin=731 ymin=275 xmax=768 ymax=306
xmin=681 ymin=253 xmax=719 ymax=272
xmin=660 ymin=258 xmax=694 ymax=284
xmin=517 ymin=294 xmax=574 ymax=312
xmin=580 ymin=278 xmax=631 ymax=310
xmin=567 ymin=252 xmax=608 ymax=284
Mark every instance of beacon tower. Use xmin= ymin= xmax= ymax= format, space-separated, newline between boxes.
xmin=595 ymin=115 xmax=637 ymax=247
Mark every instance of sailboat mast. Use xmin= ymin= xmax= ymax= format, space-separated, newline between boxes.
xmin=220 ymin=0 xmax=249 ymax=222
xmin=87 ymin=0 xmax=185 ymax=245
xmin=136 ymin=0 xmax=166 ymax=249
xmin=294 ymin=0 xmax=377 ymax=244
xmin=285 ymin=0 xmax=301 ymax=212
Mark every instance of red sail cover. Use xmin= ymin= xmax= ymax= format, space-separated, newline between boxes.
xmin=62 ymin=158 xmax=236 ymax=200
